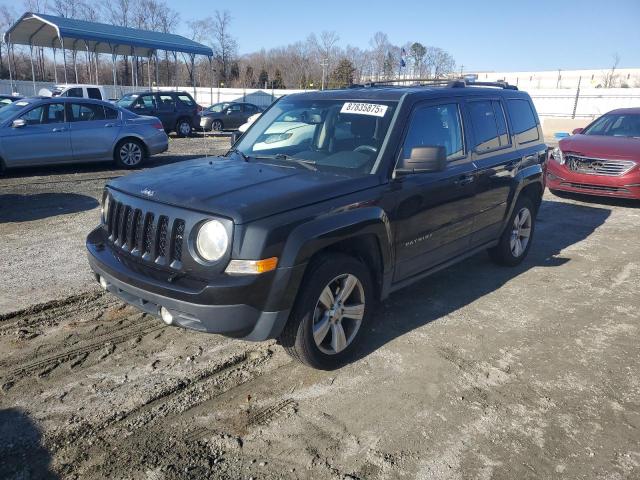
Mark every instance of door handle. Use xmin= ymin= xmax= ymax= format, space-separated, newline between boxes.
xmin=52 ymin=127 xmax=66 ymax=132
xmin=454 ymin=174 xmax=475 ymax=186
xmin=105 ymin=123 xmax=114 ymax=128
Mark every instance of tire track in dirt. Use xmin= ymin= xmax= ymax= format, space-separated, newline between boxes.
xmin=0 ymin=290 xmax=116 ymax=336
xmin=1 ymin=319 xmax=164 ymax=389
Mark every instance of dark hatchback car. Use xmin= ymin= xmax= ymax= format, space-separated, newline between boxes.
xmin=88 ymin=81 xmax=546 ymax=369
xmin=117 ymin=91 xmax=201 ymax=137
xmin=199 ymin=102 xmax=262 ymax=131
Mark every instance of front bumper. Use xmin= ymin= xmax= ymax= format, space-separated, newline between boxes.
xmin=546 ymin=160 xmax=640 ymax=199
xmin=199 ymin=116 xmax=214 ymax=130
xmin=86 ymin=227 xmax=302 ymax=341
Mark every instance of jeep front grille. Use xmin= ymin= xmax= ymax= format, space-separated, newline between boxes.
xmin=106 ymin=200 xmax=185 ymax=268
xmin=565 ymin=154 xmax=636 ymax=177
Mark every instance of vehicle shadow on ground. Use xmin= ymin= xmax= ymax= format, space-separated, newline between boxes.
xmin=549 ymin=190 xmax=640 ymax=209
xmin=351 ymin=199 xmax=612 ymax=362
xmin=0 ymin=193 xmax=99 ymax=223
xmin=0 ymin=155 xmax=203 ymax=180
xmin=0 ymin=408 xmax=58 ymax=479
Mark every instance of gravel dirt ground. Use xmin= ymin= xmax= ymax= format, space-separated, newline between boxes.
xmin=1 ymin=138 xmax=639 ymax=480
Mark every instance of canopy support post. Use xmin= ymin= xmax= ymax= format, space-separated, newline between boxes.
xmin=174 ymin=51 xmax=178 ymax=91
xmin=29 ymin=43 xmax=36 ymax=95
xmin=155 ymin=52 xmax=160 ymax=89
xmin=185 ymin=53 xmax=196 ymax=98
xmin=60 ymin=36 xmax=68 ymax=83
xmin=72 ymin=39 xmax=79 ymax=83
xmin=147 ymin=50 xmax=153 ymax=89
xmin=52 ymin=44 xmax=58 ymax=84
xmin=94 ymin=43 xmax=100 ymax=85
xmin=208 ymin=56 xmax=214 ymax=107
xmin=110 ymin=44 xmax=118 ymax=98
xmin=7 ymin=34 xmax=14 ymax=93
xmin=84 ymin=40 xmax=91 ymax=84
xmin=131 ymin=47 xmax=138 ymax=91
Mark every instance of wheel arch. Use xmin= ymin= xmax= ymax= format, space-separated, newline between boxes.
xmin=279 ymin=207 xmax=394 ymax=301
xmin=114 ymin=136 xmax=149 ymax=160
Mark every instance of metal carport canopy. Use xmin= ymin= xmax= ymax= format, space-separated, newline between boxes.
xmin=4 ymin=12 xmax=213 ymax=57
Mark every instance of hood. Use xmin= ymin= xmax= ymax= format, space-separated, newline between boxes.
xmin=108 ymin=157 xmax=379 ymax=224
xmin=559 ymin=134 xmax=640 ymax=160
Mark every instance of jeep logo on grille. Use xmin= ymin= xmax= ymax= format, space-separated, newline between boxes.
xmin=141 ymin=188 xmax=155 ymax=197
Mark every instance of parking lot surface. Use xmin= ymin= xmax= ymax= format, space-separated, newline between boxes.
xmin=1 ymin=139 xmax=639 ymax=479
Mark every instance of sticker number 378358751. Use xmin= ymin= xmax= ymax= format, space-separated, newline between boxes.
xmin=340 ymin=102 xmax=388 ymax=117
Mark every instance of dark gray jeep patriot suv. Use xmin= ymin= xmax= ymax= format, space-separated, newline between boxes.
xmin=87 ymin=80 xmax=546 ymax=369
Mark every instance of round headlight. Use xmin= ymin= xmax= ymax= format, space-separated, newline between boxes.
xmin=195 ymin=220 xmax=229 ymax=262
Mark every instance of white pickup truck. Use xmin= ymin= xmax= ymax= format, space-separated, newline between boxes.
xmin=39 ymin=84 xmax=108 ymax=101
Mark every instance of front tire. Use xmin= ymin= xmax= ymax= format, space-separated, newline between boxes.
xmin=212 ymin=119 xmax=223 ymax=132
xmin=114 ymin=139 xmax=146 ymax=169
xmin=279 ymin=253 xmax=373 ymax=370
xmin=488 ymin=196 xmax=536 ymax=266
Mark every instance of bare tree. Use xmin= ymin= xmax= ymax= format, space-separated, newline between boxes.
xmin=602 ymin=53 xmax=620 ymax=88
xmin=210 ymin=10 xmax=237 ymax=83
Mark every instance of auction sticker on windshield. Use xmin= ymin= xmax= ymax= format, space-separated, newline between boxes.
xmin=340 ymin=102 xmax=388 ymax=117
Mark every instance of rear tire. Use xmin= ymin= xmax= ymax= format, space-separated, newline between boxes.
xmin=212 ymin=119 xmax=223 ymax=132
xmin=279 ymin=253 xmax=373 ymax=370
xmin=114 ymin=138 xmax=146 ymax=169
xmin=176 ymin=118 xmax=192 ymax=138
xmin=488 ymin=195 xmax=536 ymax=266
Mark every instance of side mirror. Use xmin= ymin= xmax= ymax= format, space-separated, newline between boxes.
xmin=396 ymin=146 xmax=447 ymax=175
xmin=230 ymin=131 xmax=242 ymax=145
xmin=12 ymin=118 xmax=26 ymax=128
xmin=571 ymin=127 xmax=584 ymax=135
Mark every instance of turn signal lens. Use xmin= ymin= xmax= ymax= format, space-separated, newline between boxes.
xmin=225 ymin=257 xmax=278 ymax=275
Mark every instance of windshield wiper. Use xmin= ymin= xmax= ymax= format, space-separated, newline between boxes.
xmin=267 ymin=154 xmax=317 ymax=171
xmin=228 ymin=148 xmax=250 ymax=162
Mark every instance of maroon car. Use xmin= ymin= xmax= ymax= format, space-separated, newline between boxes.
xmin=547 ymin=108 xmax=640 ymax=199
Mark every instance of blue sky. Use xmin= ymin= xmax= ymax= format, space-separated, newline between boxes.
xmin=6 ymin=0 xmax=640 ymax=71
xmin=173 ymin=0 xmax=640 ymax=71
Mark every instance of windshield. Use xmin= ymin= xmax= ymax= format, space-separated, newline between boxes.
xmin=0 ymin=100 xmax=31 ymax=123
xmin=583 ymin=113 xmax=640 ymax=138
xmin=116 ymin=94 xmax=139 ymax=108
xmin=233 ymin=98 xmax=397 ymax=175
xmin=208 ymin=102 xmax=231 ymax=113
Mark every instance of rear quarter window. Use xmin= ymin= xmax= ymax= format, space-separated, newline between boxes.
xmin=177 ymin=94 xmax=195 ymax=106
xmin=507 ymin=99 xmax=539 ymax=144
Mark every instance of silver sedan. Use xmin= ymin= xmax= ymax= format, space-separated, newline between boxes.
xmin=0 ymin=97 xmax=168 ymax=173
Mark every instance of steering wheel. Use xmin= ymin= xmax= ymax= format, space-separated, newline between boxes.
xmin=354 ymin=145 xmax=378 ymax=155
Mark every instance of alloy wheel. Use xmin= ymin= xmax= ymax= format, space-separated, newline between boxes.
xmin=312 ymin=273 xmax=365 ymax=355
xmin=212 ymin=120 xmax=222 ymax=131
xmin=510 ymin=207 xmax=532 ymax=257
xmin=178 ymin=121 xmax=191 ymax=136
xmin=119 ymin=142 xmax=142 ymax=166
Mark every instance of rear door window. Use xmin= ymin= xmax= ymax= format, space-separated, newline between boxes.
xmin=507 ymin=99 xmax=539 ymax=144
xmin=403 ymin=103 xmax=465 ymax=161
xmin=70 ymin=103 xmax=106 ymax=122
xmin=104 ymin=106 xmax=119 ymax=119
xmin=87 ymin=88 xmax=102 ymax=100
xmin=157 ymin=94 xmax=176 ymax=110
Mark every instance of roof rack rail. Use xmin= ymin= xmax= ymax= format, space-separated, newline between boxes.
xmin=348 ymin=77 xmax=518 ymax=90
